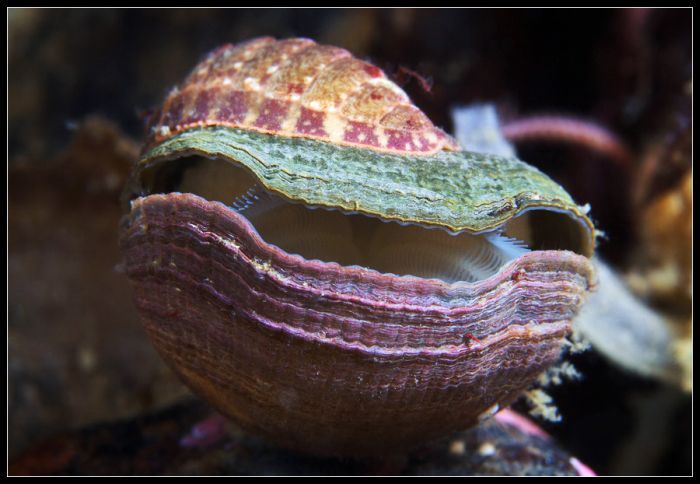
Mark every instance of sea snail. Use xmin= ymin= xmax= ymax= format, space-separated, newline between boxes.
xmin=120 ymin=37 xmax=596 ymax=457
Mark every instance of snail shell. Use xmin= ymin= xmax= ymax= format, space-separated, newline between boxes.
xmin=120 ymin=37 xmax=596 ymax=457
xmin=146 ymin=37 xmax=459 ymax=155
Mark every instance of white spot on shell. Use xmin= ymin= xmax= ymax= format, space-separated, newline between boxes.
xmin=376 ymin=129 xmax=389 ymax=148
xmin=281 ymin=105 xmax=301 ymax=131
xmin=425 ymin=131 xmax=438 ymax=144
xmin=233 ymin=61 xmax=243 ymax=69
xmin=289 ymin=93 xmax=301 ymax=101
xmin=222 ymin=77 xmax=232 ymax=86
xmin=244 ymin=77 xmax=261 ymax=91
xmin=309 ymin=100 xmax=322 ymax=110
xmin=324 ymin=114 xmax=346 ymax=140
xmin=266 ymin=65 xmax=279 ymax=74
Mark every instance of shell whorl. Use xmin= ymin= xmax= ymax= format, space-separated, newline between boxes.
xmin=146 ymin=37 xmax=460 ymax=154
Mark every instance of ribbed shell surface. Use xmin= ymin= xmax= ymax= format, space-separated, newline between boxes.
xmin=120 ymin=193 xmax=595 ymax=456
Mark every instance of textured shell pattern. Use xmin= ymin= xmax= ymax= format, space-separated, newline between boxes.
xmin=121 ymin=37 xmax=598 ymax=457
xmin=146 ymin=37 xmax=460 ymax=155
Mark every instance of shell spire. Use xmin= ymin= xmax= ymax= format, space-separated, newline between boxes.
xmin=146 ymin=37 xmax=460 ymax=155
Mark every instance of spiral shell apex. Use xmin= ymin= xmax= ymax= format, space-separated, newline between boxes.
xmin=146 ymin=37 xmax=459 ymax=154
xmin=121 ymin=37 xmax=596 ymax=457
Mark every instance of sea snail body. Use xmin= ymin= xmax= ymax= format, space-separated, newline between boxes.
xmin=120 ymin=37 xmax=595 ymax=457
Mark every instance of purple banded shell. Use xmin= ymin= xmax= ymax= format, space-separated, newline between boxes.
xmin=120 ymin=38 xmax=596 ymax=457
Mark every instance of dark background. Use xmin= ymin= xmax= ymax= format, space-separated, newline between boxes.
xmin=8 ymin=8 xmax=692 ymax=475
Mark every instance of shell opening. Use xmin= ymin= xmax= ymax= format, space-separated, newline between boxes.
xmin=134 ymin=156 xmax=586 ymax=284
